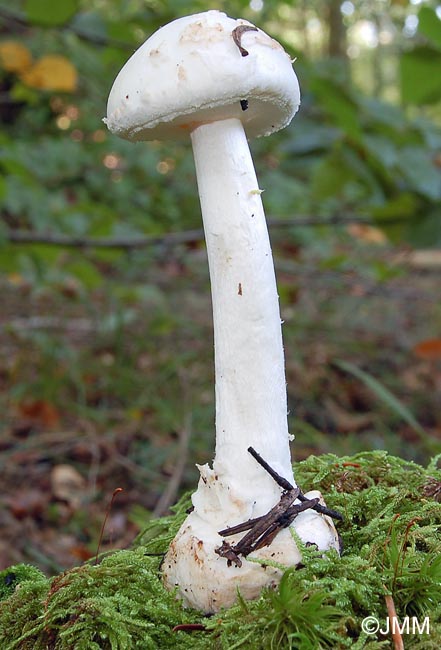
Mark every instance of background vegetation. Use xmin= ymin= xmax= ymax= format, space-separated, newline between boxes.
xmin=0 ymin=0 xmax=440 ymax=573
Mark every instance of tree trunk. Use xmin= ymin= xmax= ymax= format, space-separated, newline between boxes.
xmin=328 ymin=0 xmax=347 ymax=60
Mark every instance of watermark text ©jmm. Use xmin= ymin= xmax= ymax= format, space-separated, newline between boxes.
xmin=362 ymin=616 xmax=430 ymax=636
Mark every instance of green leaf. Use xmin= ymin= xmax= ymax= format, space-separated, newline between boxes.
xmin=70 ymin=11 xmax=107 ymax=41
xmin=309 ymin=77 xmax=362 ymax=140
xmin=418 ymin=6 xmax=441 ymax=50
xmin=311 ymin=154 xmax=350 ymax=201
xmin=371 ymin=194 xmax=418 ymax=221
xmin=363 ymin=134 xmax=400 ymax=173
xmin=64 ymin=259 xmax=103 ymax=289
xmin=400 ymin=46 xmax=441 ymax=105
xmin=24 ymin=0 xmax=78 ymax=27
xmin=334 ymin=359 xmax=425 ymax=436
xmin=282 ymin=122 xmax=341 ymax=155
xmin=0 ymin=218 xmax=10 ymax=247
xmin=405 ymin=206 xmax=441 ymax=247
xmin=397 ymin=146 xmax=441 ymax=201
xmin=107 ymin=19 xmax=138 ymax=45
xmin=311 ymin=147 xmax=384 ymax=205
xmin=359 ymin=96 xmax=406 ymax=131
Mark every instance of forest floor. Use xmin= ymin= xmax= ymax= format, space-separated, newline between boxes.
xmin=0 ymin=230 xmax=440 ymax=575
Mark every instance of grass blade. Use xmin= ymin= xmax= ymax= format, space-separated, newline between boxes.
xmin=334 ymin=359 xmax=425 ymax=436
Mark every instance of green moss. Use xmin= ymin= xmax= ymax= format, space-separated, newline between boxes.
xmin=0 ymin=564 xmax=47 ymax=602
xmin=1 ymin=452 xmax=440 ymax=649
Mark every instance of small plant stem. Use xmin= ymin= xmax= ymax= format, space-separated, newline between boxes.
xmin=95 ymin=487 xmax=123 ymax=565
xmin=398 ymin=517 xmax=421 ymax=581
xmin=384 ymin=591 xmax=404 ymax=650
xmin=172 ymin=624 xmax=207 ymax=632
xmin=382 ymin=513 xmax=400 ymax=574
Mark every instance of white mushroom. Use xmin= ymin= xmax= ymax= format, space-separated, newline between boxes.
xmin=105 ymin=10 xmax=340 ymax=614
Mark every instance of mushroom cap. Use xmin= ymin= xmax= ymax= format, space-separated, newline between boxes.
xmin=104 ymin=10 xmax=300 ymax=141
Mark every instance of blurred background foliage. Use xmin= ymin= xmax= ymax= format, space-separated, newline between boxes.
xmin=0 ymin=0 xmax=440 ymax=570
xmin=1 ymin=0 xmax=441 ymax=245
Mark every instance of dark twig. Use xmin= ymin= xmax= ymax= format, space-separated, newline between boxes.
xmin=249 ymin=498 xmax=319 ymax=551
xmin=216 ymin=489 xmax=299 ymax=567
xmin=297 ymin=492 xmax=343 ymax=521
xmin=247 ymin=446 xmax=294 ymax=491
xmin=3 ymin=215 xmax=408 ymax=251
xmin=218 ymin=515 xmax=266 ymax=537
xmin=223 ymin=490 xmax=299 ymax=543
xmin=248 ymin=447 xmax=343 ymax=521
xmin=5 ymin=228 xmax=205 ymax=250
xmin=235 ymin=497 xmax=318 ymax=554
xmin=215 ymin=493 xmax=320 ymax=567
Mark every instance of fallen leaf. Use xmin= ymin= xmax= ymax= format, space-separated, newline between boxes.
xmin=51 ymin=464 xmax=86 ymax=509
xmin=347 ymin=223 xmax=387 ymax=245
xmin=18 ymin=399 xmax=60 ymax=429
xmin=6 ymin=490 xmax=48 ymax=520
xmin=70 ymin=544 xmax=94 ymax=561
xmin=413 ymin=339 xmax=441 ymax=360
xmin=7 ymin=273 xmax=29 ymax=288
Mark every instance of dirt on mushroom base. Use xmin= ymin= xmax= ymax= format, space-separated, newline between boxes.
xmin=1 ymin=451 xmax=440 ymax=649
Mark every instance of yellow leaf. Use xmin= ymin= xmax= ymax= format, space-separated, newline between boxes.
xmin=0 ymin=40 xmax=33 ymax=73
xmin=20 ymin=55 xmax=77 ymax=92
xmin=347 ymin=223 xmax=388 ymax=245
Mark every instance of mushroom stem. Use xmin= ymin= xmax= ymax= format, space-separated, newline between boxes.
xmin=191 ymin=117 xmax=294 ymax=501
xmin=163 ymin=121 xmax=340 ymax=614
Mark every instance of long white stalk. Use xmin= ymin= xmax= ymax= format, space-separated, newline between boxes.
xmin=190 ymin=117 xmax=294 ymax=505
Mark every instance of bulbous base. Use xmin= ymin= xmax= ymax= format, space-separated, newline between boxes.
xmin=162 ymin=468 xmax=340 ymax=613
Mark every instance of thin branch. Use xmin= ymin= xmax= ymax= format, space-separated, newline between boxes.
xmin=0 ymin=316 xmax=94 ymax=333
xmin=5 ymin=228 xmax=205 ymax=250
xmin=152 ymin=414 xmax=192 ymax=517
xmin=247 ymin=445 xmax=294 ymax=491
xmin=2 ymin=214 xmax=404 ymax=251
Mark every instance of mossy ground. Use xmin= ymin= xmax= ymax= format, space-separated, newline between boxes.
xmin=1 ymin=451 xmax=440 ymax=649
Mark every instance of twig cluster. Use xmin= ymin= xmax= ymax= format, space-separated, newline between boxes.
xmin=215 ymin=447 xmax=342 ymax=567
